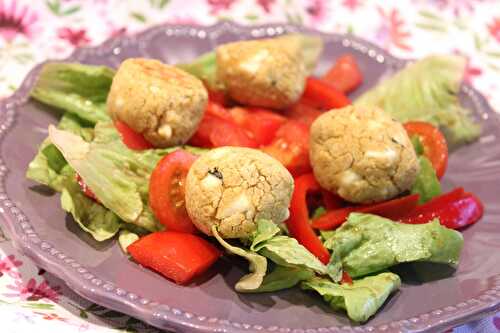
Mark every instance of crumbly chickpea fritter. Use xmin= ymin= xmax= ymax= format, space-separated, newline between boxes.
xmin=309 ymin=106 xmax=419 ymax=203
xmin=216 ymin=39 xmax=306 ymax=110
xmin=185 ymin=147 xmax=294 ymax=238
xmin=107 ymin=58 xmax=207 ymax=147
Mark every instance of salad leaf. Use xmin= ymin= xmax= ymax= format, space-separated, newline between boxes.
xmin=323 ymin=213 xmax=463 ymax=278
xmin=249 ymin=219 xmax=281 ymax=251
xmin=31 ymin=63 xmax=114 ymax=124
xmin=411 ymin=156 xmax=441 ymax=204
xmin=255 ymin=235 xmax=328 ymax=275
xmin=245 ymin=265 xmax=314 ymax=293
xmin=301 ymin=273 xmax=401 ymax=323
xmin=212 ymin=226 xmax=268 ymax=292
xmin=26 ymin=113 xmax=93 ymax=192
xmin=47 ymin=122 xmax=205 ymax=232
xmin=61 ymin=176 xmax=121 ymax=241
xmin=355 ymin=55 xmax=480 ymax=147
xmin=410 ymin=135 xmax=425 ymax=156
xmin=118 ymin=230 xmax=139 ymax=253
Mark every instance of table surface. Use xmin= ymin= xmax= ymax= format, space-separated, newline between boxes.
xmin=0 ymin=0 xmax=499 ymax=332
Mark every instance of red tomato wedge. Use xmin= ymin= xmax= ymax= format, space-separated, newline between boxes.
xmin=285 ymin=174 xmax=330 ymax=264
xmin=311 ymin=194 xmax=420 ymax=230
xmin=76 ymin=174 xmax=98 ymax=202
xmin=205 ymin=100 xmax=233 ymax=122
xmin=189 ymin=115 xmax=258 ymax=148
xmin=341 ymin=271 xmax=353 ymax=285
xmin=261 ymin=121 xmax=311 ymax=176
xmin=302 ymin=77 xmax=351 ymax=110
xmin=404 ymin=121 xmax=448 ymax=178
xmin=114 ymin=121 xmax=153 ymax=150
xmin=128 ymin=231 xmax=221 ymax=284
xmin=322 ymin=54 xmax=363 ymax=94
xmin=229 ymin=107 xmax=287 ymax=145
xmin=149 ymin=150 xmax=198 ymax=233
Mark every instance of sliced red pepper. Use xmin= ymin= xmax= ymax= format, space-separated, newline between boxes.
xmin=76 ymin=174 xmax=99 ymax=202
xmin=207 ymin=88 xmax=228 ymax=106
xmin=128 ymin=231 xmax=221 ymax=285
xmin=322 ymin=54 xmax=363 ymax=94
xmin=341 ymin=271 xmax=353 ymax=285
xmin=283 ymin=100 xmax=323 ymax=128
xmin=302 ymin=77 xmax=351 ymax=111
xmin=401 ymin=189 xmax=483 ymax=229
xmin=404 ymin=121 xmax=449 ymax=178
xmin=261 ymin=120 xmax=311 ymax=177
xmin=229 ymin=107 xmax=287 ymax=145
xmin=311 ymin=194 xmax=420 ymax=230
xmin=189 ymin=115 xmax=258 ymax=148
xmin=114 ymin=121 xmax=153 ymax=150
xmin=321 ymin=190 xmax=343 ymax=210
xmin=285 ymin=174 xmax=330 ymax=264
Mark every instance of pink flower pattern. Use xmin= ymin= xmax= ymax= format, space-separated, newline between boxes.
xmin=4 ymin=278 xmax=61 ymax=302
xmin=376 ymin=7 xmax=412 ymax=51
xmin=57 ymin=27 xmax=91 ymax=47
xmin=206 ymin=0 xmax=236 ymax=15
xmin=488 ymin=17 xmax=500 ymax=44
xmin=0 ymin=0 xmax=38 ymax=42
xmin=0 ymin=254 xmax=22 ymax=278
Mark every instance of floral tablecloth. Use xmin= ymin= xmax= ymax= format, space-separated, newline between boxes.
xmin=0 ymin=0 xmax=499 ymax=332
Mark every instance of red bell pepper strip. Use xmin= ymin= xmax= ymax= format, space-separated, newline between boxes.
xmin=400 ymin=189 xmax=483 ymax=229
xmin=76 ymin=174 xmax=99 ymax=202
xmin=285 ymin=174 xmax=331 ymax=264
xmin=128 ymin=231 xmax=221 ymax=285
xmin=341 ymin=271 xmax=353 ymax=285
xmin=322 ymin=54 xmax=363 ymax=94
xmin=311 ymin=194 xmax=420 ymax=230
xmin=114 ymin=121 xmax=153 ymax=150
xmin=321 ymin=190 xmax=343 ymax=210
xmin=302 ymin=77 xmax=351 ymax=110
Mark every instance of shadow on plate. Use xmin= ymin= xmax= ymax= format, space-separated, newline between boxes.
xmin=391 ymin=262 xmax=457 ymax=285
xmin=65 ymin=214 xmax=115 ymax=252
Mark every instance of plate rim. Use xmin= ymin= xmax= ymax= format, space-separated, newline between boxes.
xmin=1 ymin=21 xmax=500 ymax=333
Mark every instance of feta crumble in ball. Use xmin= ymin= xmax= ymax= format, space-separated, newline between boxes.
xmin=309 ymin=106 xmax=419 ymax=204
xmin=107 ymin=58 xmax=208 ymax=148
xmin=185 ymin=147 xmax=294 ymax=239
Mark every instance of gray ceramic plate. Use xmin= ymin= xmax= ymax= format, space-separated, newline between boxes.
xmin=1 ymin=22 xmax=500 ymax=333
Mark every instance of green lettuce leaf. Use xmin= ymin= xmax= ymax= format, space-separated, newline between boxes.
xmin=301 ymin=272 xmax=401 ymax=323
xmin=31 ymin=63 xmax=114 ymax=124
xmin=411 ymin=156 xmax=441 ymax=204
xmin=118 ymin=230 xmax=139 ymax=253
xmin=249 ymin=219 xmax=281 ymax=251
xmin=255 ymin=235 xmax=328 ymax=275
xmin=212 ymin=226 xmax=268 ymax=292
xmin=48 ymin=122 xmax=206 ymax=232
xmin=246 ymin=265 xmax=314 ymax=293
xmin=61 ymin=176 xmax=121 ymax=241
xmin=26 ymin=113 xmax=93 ymax=192
xmin=355 ymin=55 xmax=480 ymax=147
xmin=177 ymin=52 xmax=223 ymax=91
xmin=323 ymin=213 xmax=463 ymax=278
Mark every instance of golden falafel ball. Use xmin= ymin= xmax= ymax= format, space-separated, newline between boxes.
xmin=107 ymin=58 xmax=207 ymax=148
xmin=185 ymin=147 xmax=294 ymax=239
xmin=216 ymin=38 xmax=306 ymax=110
xmin=309 ymin=106 xmax=419 ymax=204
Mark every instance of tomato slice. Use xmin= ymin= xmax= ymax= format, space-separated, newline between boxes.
xmin=283 ymin=100 xmax=323 ymax=128
xmin=311 ymin=194 xmax=420 ymax=230
xmin=286 ymin=174 xmax=330 ymax=264
xmin=302 ymin=77 xmax=351 ymax=110
xmin=76 ymin=174 xmax=98 ymax=202
xmin=322 ymin=54 xmax=363 ymax=93
xmin=128 ymin=231 xmax=221 ymax=284
xmin=404 ymin=121 xmax=449 ymax=178
xmin=189 ymin=115 xmax=258 ymax=148
xmin=229 ymin=107 xmax=287 ymax=145
xmin=149 ymin=150 xmax=198 ymax=233
xmin=261 ymin=121 xmax=311 ymax=176
xmin=114 ymin=121 xmax=153 ymax=150
xmin=205 ymin=100 xmax=234 ymax=122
